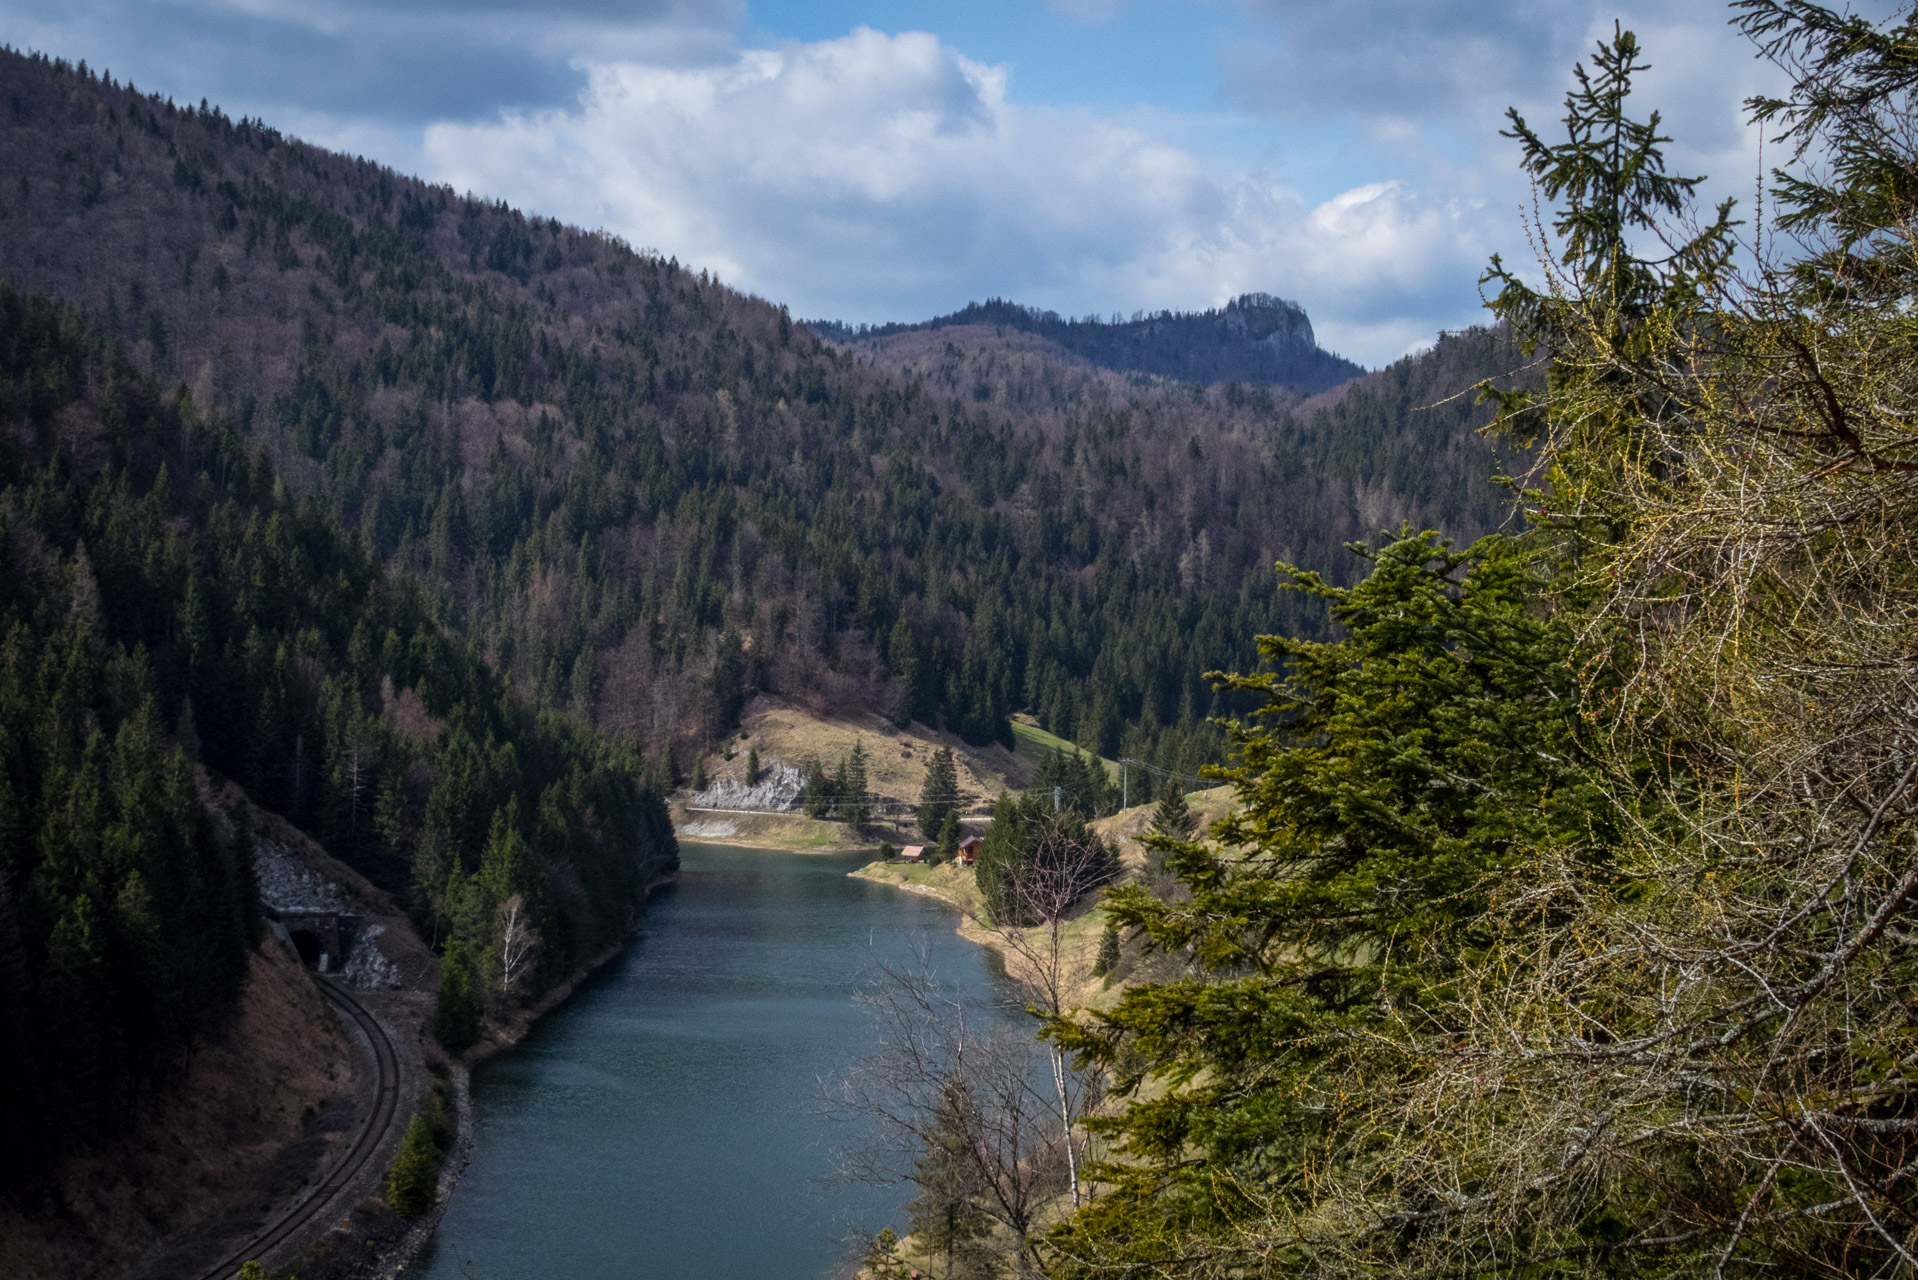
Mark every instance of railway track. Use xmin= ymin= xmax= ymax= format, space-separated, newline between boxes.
xmin=192 ymin=977 xmax=402 ymax=1280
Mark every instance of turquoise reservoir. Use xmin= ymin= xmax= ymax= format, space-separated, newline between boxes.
xmin=418 ymin=843 xmax=1016 ymax=1279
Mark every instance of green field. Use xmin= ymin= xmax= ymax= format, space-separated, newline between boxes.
xmin=1008 ymin=716 xmax=1121 ymax=782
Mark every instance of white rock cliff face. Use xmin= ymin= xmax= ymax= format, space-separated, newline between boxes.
xmin=339 ymin=922 xmax=402 ymax=990
xmin=688 ymin=761 xmax=805 ymax=812
xmin=252 ymin=835 xmax=348 ymax=913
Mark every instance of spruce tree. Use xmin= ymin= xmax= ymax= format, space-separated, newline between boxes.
xmin=803 ymin=757 xmax=832 ymax=818
xmin=831 ymin=756 xmax=851 ymax=815
xmin=1147 ymin=777 xmax=1196 ymax=842
xmin=478 ymin=799 xmax=530 ymax=909
xmin=1092 ymin=921 xmax=1120 ymax=977
xmin=844 ymin=740 xmax=870 ymax=826
xmin=976 ymin=786 xmax=1119 ymax=928
xmin=383 ymin=1113 xmax=442 ymax=1216
xmin=433 ymin=941 xmax=481 ymax=1052
xmin=887 ymin=617 xmax=920 ymax=729
xmin=864 ymin=1228 xmax=903 ymax=1278
xmin=1050 ymin=531 xmax=1600 ymax=1273
xmin=918 ymin=744 xmax=959 ymax=839
xmin=1028 ymin=748 xmax=1115 ymax=820
xmin=906 ymin=1078 xmax=993 ymax=1279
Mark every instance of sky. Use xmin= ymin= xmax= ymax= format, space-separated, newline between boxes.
xmin=0 ymin=0 xmax=1846 ymax=365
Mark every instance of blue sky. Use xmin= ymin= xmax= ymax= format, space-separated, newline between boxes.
xmin=749 ymin=2 xmax=1229 ymax=111
xmin=0 ymin=0 xmax=1828 ymax=364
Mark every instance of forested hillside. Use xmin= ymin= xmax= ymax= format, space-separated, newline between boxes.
xmin=815 ymin=293 xmax=1366 ymax=392
xmin=0 ymin=280 xmax=675 ymax=1183
xmin=0 ymin=49 xmax=1525 ymax=779
xmin=837 ymin=316 xmax=1533 ymax=765
xmin=847 ymin=319 xmax=1527 ymax=574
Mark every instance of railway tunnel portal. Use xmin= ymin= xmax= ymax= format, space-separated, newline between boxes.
xmin=252 ymin=833 xmax=403 ymax=987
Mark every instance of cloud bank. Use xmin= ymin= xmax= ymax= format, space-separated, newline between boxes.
xmin=423 ymin=27 xmax=1494 ymax=364
xmin=5 ymin=0 xmax=1867 ymax=365
xmin=2 ymin=0 xmax=737 ymax=123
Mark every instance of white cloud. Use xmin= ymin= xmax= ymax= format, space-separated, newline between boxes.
xmin=1224 ymin=1 xmax=1803 ymax=228
xmin=423 ymin=26 xmax=1495 ymax=364
xmin=10 ymin=0 xmax=1837 ymax=367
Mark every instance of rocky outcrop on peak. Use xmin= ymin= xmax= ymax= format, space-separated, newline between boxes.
xmin=816 ymin=293 xmax=1365 ymax=393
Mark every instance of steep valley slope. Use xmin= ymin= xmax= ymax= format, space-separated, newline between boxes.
xmin=0 ymin=275 xmax=672 ymax=1275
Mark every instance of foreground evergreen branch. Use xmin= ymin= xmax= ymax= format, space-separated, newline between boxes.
xmin=1413 ymin=6 xmax=1918 ymax=1271
xmin=1043 ymin=5 xmax=1918 ymax=1275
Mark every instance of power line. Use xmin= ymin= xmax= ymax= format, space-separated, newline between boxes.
xmin=1118 ymin=757 xmax=1217 ymax=787
xmin=1117 ymin=756 xmax=1220 ymax=809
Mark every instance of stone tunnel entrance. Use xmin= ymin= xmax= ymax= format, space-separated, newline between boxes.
xmin=252 ymin=834 xmax=403 ymax=988
xmin=273 ymin=910 xmax=360 ymax=974
xmin=289 ymin=928 xmax=322 ymax=969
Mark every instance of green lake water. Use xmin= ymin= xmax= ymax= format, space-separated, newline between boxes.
xmin=417 ymin=842 xmax=1018 ymax=1280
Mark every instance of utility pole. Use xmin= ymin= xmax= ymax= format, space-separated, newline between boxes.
xmin=1053 ymin=785 xmax=1061 ymax=814
xmin=1122 ymin=759 xmax=1128 ymax=809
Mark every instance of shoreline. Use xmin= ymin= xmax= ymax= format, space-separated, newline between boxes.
xmin=849 ymin=860 xmax=1132 ymax=1015
xmin=673 ymin=804 xmax=899 ymax=854
xmin=370 ymin=867 xmax=681 ymax=1278
xmin=847 ymin=861 xmax=1023 ymax=977
xmin=848 ymin=786 xmax=1239 ymax=1014
xmin=678 ymin=829 xmax=884 ymax=855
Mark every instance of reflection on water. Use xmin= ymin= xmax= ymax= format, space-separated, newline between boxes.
xmin=418 ymin=843 xmax=1018 ymax=1280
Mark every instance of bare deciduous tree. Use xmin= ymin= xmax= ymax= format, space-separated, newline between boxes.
xmin=497 ymin=893 xmax=539 ymax=995
xmin=828 ymin=948 xmax=1072 ymax=1279
xmin=965 ymin=823 xmax=1115 ymax=1210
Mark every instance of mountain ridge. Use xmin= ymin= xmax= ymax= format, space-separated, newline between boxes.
xmin=811 ymin=293 xmax=1366 ymax=393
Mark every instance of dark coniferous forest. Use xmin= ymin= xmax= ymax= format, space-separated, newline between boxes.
xmin=0 ymin=278 xmax=675 ymax=1183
